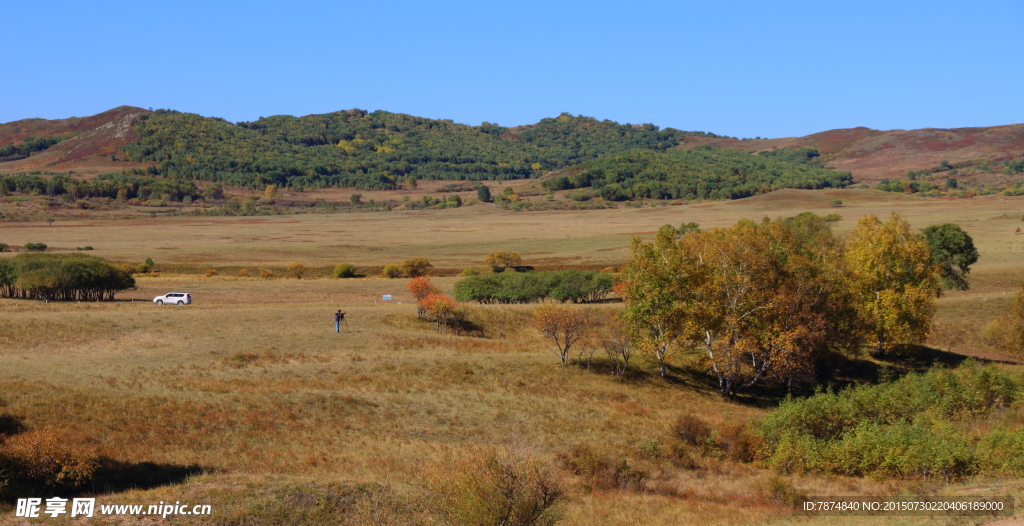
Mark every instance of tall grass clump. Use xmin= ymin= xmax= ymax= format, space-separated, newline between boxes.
xmin=758 ymin=361 xmax=1023 ymax=480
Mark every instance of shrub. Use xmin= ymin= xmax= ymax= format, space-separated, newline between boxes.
xmin=673 ymin=414 xmax=714 ymax=447
xmin=718 ymin=422 xmax=761 ymax=463
xmin=204 ymin=268 xmax=218 ymax=277
xmin=401 ymin=258 xmax=432 ymax=277
xmin=423 ymin=446 xmax=563 ymax=526
xmin=986 ymin=283 xmax=1024 ymax=357
xmin=0 ymin=429 xmax=98 ymax=489
xmin=559 ymin=444 xmax=645 ymax=492
xmin=238 ymin=269 xmax=249 ymax=277
xmin=477 ymin=185 xmax=492 ymax=203
xmin=757 ymin=476 xmax=806 ymax=506
xmin=758 ymin=362 xmax=1021 ymax=479
xmin=419 ymin=293 xmax=467 ymax=334
xmin=23 ymin=243 xmax=46 ymax=252
xmin=549 ymin=270 xmax=614 ymax=303
xmin=285 ymin=262 xmax=307 ymax=279
xmin=334 ymin=263 xmax=356 ymax=278
xmin=260 ymin=269 xmax=274 ymax=279
xmin=830 ymin=199 xmax=843 ymax=207
xmin=380 ymin=264 xmax=402 ymax=279
xmin=453 ymin=270 xmax=614 ymax=304
xmin=461 ymin=266 xmax=480 ymax=276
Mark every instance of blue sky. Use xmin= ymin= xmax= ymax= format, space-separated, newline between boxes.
xmin=2 ymin=0 xmax=1022 ymax=138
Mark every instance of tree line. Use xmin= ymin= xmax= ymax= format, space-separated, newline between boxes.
xmin=0 ymin=254 xmax=136 ymax=301
xmin=116 ymin=110 xmax=725 ymax=190
xmin=542 ymin=146 xmax=853 ymax=201
xmin=0 ymin=135 xmax=74 ymax=163
xmin=0 ymin=173 xmax=202 ymax=202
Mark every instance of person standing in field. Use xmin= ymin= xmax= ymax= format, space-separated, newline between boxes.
xmin=334 ymin=310 xmax=345 ymax=333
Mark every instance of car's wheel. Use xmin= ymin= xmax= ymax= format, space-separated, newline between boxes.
xmin=156 ymin=300 xmax=164 ymax=305
xmin=177 ymin=301 xmax=184 ymax=305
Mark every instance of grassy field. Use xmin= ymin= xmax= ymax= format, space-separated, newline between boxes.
xmin=1 ymin=188 xmax=1024 ymax=524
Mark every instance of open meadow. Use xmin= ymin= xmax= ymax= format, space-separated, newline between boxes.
xmin=2 ymin=188 xmax=1024 ymax=525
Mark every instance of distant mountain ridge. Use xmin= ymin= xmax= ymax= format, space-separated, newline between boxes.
xmin=1 ymin=107 xmax=1022 ymax=188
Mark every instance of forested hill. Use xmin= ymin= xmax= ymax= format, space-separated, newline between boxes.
xmin=541 ymin=147 xmax=853 ymax=201
xmin=118 ymin=110 xmax=728 ymax=190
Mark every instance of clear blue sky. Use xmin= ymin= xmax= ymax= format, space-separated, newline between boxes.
xmin=3 ymin=0 xmax=1022 ymax=138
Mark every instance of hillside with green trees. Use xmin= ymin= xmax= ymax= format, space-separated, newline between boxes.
xmin=117 ymin=110 xmax=727 ymax=190
xmin=542 ymin=146 xmax=853 ymax=201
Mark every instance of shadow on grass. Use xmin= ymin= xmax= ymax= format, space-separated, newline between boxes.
xmin=90 ymin=458 xmax=207 ymax=494
xmin=1 ymin=459 xmax=208 ymax=501
xmin=618 ymin=344 xmax=1007 ymax=408
xmin=0 ymin=414 xmax=26 ymax=436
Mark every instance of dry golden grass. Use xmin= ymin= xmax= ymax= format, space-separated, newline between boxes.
xmin=1 ymin=189 xmax=1023 ymax=524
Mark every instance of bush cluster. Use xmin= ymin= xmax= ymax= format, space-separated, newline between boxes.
xmin=334 ymin=263 xmax=356 ymax=278
xmin=453 ymin=270 xmax=614 ymax=304
xmin=758 ymin=362 xmax=1023 ymax=480
xmin=0 ymin=429 xmax=97 ymax=498
xmin=0 ymin=253 xmax=135 ymax=301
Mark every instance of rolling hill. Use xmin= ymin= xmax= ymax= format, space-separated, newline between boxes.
xmin=680 ymin=124 xmax=1024 ymax=184
xmin=1 ymin=107 xmax=1022 ymax=194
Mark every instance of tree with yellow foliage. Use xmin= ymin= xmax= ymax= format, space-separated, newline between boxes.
xmin=845 ymin=213 xmax=940 ymax=357
xmin=484 ymin=251 xmax=522 ymax=272
xmin=532 ymin=305 xmax=590 ymax=367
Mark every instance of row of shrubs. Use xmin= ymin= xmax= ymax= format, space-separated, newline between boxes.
xmin=453 ymin=270 xmax=615 ymax=304
xmin=0 ymin=243 xmax=46 ymax=252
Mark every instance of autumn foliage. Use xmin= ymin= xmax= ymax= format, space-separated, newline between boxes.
xmin=0 ymin=429 xmax=98 ymax=491
xmin=619 ymin=212 xmax=938 ymax=396
xmin=408 ymin=276 xmax=442 ymax=319
xmin=988 ymin=283 xmax=1024 ymax=357
xmin=484 ymin=251 xmax=522 ymax=272
xmin=418 ymin=293 xmax=467 ymax=334
xmin=531 ymin=305 xmax=591 ymax=367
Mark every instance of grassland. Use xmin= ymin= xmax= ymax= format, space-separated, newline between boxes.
xmin=1 ymin=188 xmax=1024 ymax=524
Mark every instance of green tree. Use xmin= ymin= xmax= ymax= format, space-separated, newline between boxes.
xmin=477 ymin=185 xmax=492 ymax=202
xmin=846 ymin=214 xmax=940 ymax=357
xmin=619 ymin=228 xmax=691 ymax=377
xmin=205 ymin=183 xmax=224 ymax=200
xmin=350 ymin=193 xmax=362 ymax=205
xmin=922 ymin=223 xmax=979 ymax=291
xmin=334 ymin=263 xmax=356 ymax=278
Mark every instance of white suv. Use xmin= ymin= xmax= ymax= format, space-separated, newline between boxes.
xmin=153 ymin=292 xmax=192 ymax=305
